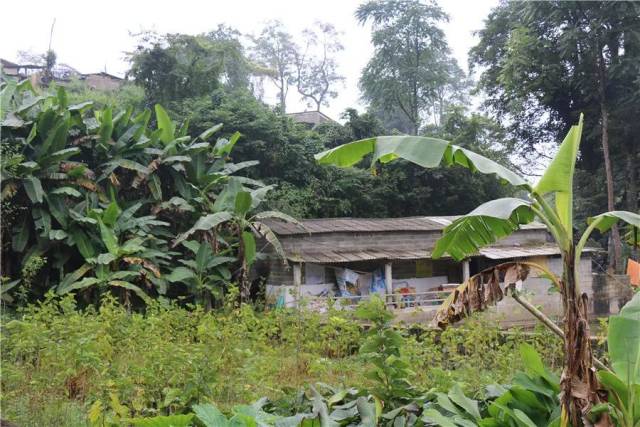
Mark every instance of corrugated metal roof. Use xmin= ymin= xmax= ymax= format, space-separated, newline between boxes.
xmin=285 ymin=245 xmax=599 ymax=263
xmin=266 ymin=216 xmax=546 ymax=236
xmin=479 ymin=245 xmax=562 ymax=259
xmin=480 ymin=246 xmax=599 ymax=260
xmin=287 ymin=249 xmax=430 ymax=263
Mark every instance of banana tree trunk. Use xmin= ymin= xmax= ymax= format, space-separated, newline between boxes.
xmin=560 ymin=248 xmax=600 ymax=426
xmin=239 ymin=259 xmax=250 ymax=301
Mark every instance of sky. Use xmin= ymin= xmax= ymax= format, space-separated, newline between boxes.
xmin=0 ymin=0 xmax=498 ymax=120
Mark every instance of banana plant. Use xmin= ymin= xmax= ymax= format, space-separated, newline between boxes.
xmin=173 ymin=177 xmax=302 ymax=300
xmin=591 ymin=292 xmax=640 ymax=427
xmin=56 ymin=201 xmax=171 ymax=304
xmin=165 ymin=240 xmax=235 ymax=309
xmin=315 ymin=114 xmax=640 ymax=426
xmin=422 ymin=344 xmax=561 ymax=427
xmin=2 ymin=83 xmax=87 ymax=256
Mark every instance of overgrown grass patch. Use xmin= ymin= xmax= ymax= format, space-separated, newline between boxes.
xmin=1 ymin=295 xmax=563 ymax=426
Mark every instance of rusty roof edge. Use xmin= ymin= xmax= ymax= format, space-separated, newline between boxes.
xmin=282 ymin=244 xmax=600 ymax=263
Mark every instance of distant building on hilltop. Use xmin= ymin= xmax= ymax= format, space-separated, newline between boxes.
xmin=286 ymin=111 xmax=336 ymax=129
xmin=79 ymin=72 xmax=124 ymax=91
xmin=1 ymin=58 xmax=43 ymax=79
xmin=1 ymin=58 xmax=124 ymax=91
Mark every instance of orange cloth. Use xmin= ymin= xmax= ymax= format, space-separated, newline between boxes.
xmin=628 ymin=259 xmax=640 ymax=287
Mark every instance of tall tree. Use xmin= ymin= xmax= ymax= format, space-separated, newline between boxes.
xmin=295 ymin=22 xmax=345 ymax=112
xmin=356 ymin=0 xmax=459 ymax=135
xmin=251 ymin=21 xmax=298 ymax=113
xmin=470 ymin=1 xmax=640 ymax=271
xmin=127 ymin=31 xmax=250 ymax=105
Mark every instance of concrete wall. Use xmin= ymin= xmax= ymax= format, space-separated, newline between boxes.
xmin=279 ymin=228 xmax=549 ymax=254
xmin=489 ymin=256 xmax=596 ymax=327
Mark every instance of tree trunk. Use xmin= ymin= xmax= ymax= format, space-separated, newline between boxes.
xmin=627 ymin=143 xmax=638 ymax=212
xmin=559 ymin=249 xmax=601 ymax=426
xmin=597 ymin=44 xmax=622 ymax=272
xmin=601 ymin=105 xmax=622 ymax=272
xmin=279 ymin=75 xmax=287 ymax=113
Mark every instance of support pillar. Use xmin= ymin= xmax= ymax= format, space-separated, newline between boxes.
xmin=293 ymin=262 xmax=302 ymax=307
xmin=462 ymin=259 xmax=470 ymax=282
xmin=384 ymin=262 xmax=393 ymax=304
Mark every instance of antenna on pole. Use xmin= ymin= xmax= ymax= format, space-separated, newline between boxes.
xmin=43 ymin=18 xmax=57 ymax=84
xmin=48 ymin=18 xmax=56 ymax=53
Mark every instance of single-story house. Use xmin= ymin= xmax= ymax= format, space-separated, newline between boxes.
xmin=261 ymin=216 xmax=599 ymax=325
xmin=286 ymin=111 xmax=336 ymax=129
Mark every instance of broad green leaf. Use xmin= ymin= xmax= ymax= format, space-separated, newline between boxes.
xmin=242 ymin=231 xmax=256 ymax=267
xmin=148 ymin=174 xmax=162 ymax=200
xmin=0 ymin=80 xmax=17 ymax=120
xmin=40 ymin=118 xmax=70 ymax=156
xmin=235 ymin=191 xmax=252 ymax=216
xmin=56 ymin=87 xmax=68 ymax=109
xmin=1 ymin=279 xmax=20 ymax=295
xmin=448 ymin=384 xmax=481 ymax=420
xmin=436 ymin=393 xmax=464 ymax=416
xmin=42 ymin=147 xmax=80 ymax=166
xmin=356 ymin=397 xmax=377 ymax=427
xmin=98 ymin=219 xmax=119 ymax=255
xmin=98 ymin=107 xmax=113 ymax=145
xmin=154 ymin=104 xmax=175 ymax=144
xmin=214 ymin=177 xmax=243 ymax=212
xmin=48 ymin=230 xmax=68 ymax=240
xmin=198 ymin=123 xmax=223 ymax=141
xmin=11 ymin=217 xmax=30 ymax=252
xmin=93 ymin=253 xmax=117 ymax=265
xmin=195 ymin=241 xmax=211 ymax=273
xmin=173 ymin=212 xmax=233 ymax=246
xmin=512 ymin=409 xmax=538 ymax=427
xmin=254 ymin=211 xmax=304 ymax=229
xmin=597 ymin=371 xmax=630 ymax=409
xmin=57 ymin=277 xmax=102 ymax=294
xmin=433 ymin=198 xmax=535 ymax=260
xmin=45 ymin=194 xmax=69 ymax=228
xmin=619 ymin=290 xmax=640 ymax=321
xmin=315 ymin=136 xmax=529 ymax=188
xmin=57 ymin=264 xmax=93 ymax=294
xmin=250 ymin=185 xmax=275 ymax=209
xmin=209 ymin=255 xmax=235 ymax=266
xmin=213 ymin=131 xmax=242 ymax=156
xmin=223 ymin=160 xmax=260 ymax=175
xmin=193 ymin=403 xmax=229 ymax=427
xmin=254 ymin=222 xmax=288 ymax=264
xmin=102 ymin=201 xmax=121 ymax=226
xmin=588 ymin=211 xmax=640 ymax=234
xmin=51 ymin=186 xmax=82 ymax=198
xmin=608 ymin=293 xmax=640 ymax=385
xmin=23 ymin=176 xmax=44 ymax=203
xmin=534 ymin=114 xmax=583 ymax=232
xmin=102 ymin=158 xmax=149 ymax=177
xmin=108 ymin=280 xmax=150 ymax=304
xmin=165 ymin=267 xmax=196 ymax=283
xmin=519 ymin=343 xmax=545 ymax=377
xmin=68 ymin=101 xmax=93 ymax=111
xmin=422 ymin=408 xmax=458 ymax=427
